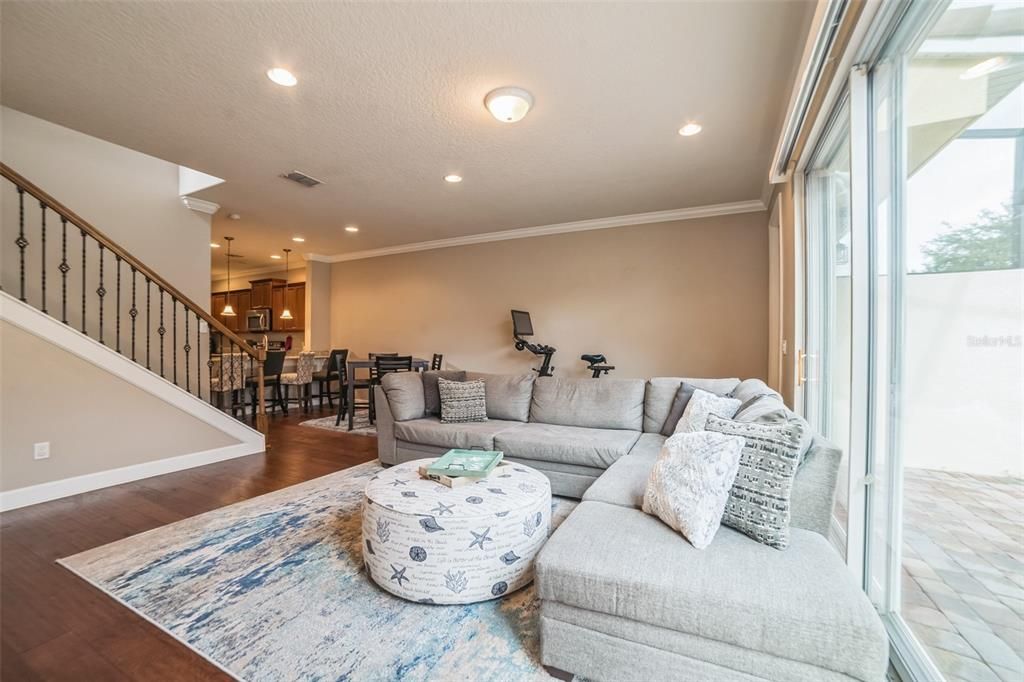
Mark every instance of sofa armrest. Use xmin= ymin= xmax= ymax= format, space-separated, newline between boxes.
xmin=375 ymin=385 xmax=397 ymax=465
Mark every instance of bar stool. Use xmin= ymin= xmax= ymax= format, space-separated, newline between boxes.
xmin=247 ymin=349 xmax=287 ymax=424
xmin=280 ymin=351 xmax=316 ymax=413
xmin=314 ymin=348 xmax=348 ymax=408
xmin=431 ymin=353 xmax=443 ymax=371
xmin=210 ymin=352 xmax=246 ymax=417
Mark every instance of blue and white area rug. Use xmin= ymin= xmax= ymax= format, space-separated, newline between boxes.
xmin=59 ymin=462 xmax=577 ymax=681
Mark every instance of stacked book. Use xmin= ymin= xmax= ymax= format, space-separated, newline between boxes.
xmin=419 ymin=450 xmax=504 ymax=488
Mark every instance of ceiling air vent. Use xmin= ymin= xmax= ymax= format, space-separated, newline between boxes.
xmin=281 ymin=170 xmax=324 ymax=188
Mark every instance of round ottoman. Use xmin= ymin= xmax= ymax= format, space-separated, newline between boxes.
xmin=361 ymin=458 xmax=551 ymax=604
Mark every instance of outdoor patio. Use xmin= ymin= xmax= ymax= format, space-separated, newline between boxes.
xmin=902 ymin=468 xmax=1024 ymax=682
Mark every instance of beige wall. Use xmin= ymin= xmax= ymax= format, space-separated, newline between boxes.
xmin=330 ymin=212 xmax=769 ymax=380
xmin=0 ymin=320 xmax=237 ymax=492
xmin=1 ymin=106 xmax=213 ymax=307
xmin=305 ymin=260 xmax=331 ymax=352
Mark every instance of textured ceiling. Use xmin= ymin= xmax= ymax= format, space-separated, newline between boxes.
xmin=1 ymin=1 xmax=814 ymax=276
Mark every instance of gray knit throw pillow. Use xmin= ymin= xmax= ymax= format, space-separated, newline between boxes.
xmin=705 ymin=414 xmax=805 ymax=550
xmin=438 ymin=377 xmax=488 ymax=423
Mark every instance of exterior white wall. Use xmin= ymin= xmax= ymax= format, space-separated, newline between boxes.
xmin=902 ymin=269 xmax=1023 ymax=477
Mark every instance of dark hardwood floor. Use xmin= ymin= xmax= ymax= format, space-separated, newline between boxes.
xmin=1 ymin=406 xmax=377 ymax=681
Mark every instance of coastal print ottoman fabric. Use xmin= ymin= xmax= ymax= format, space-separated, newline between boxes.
xmin=705 ymin=414 xmax=806 ymax=549
xmin=673 ymin=388 xmax=742 ymax=434
xmin=642 ymin=430 xmax=746 ymax=549
xmin=438 ymin=377 xmax=488 ymax=423
xmin=362 ymin=459 xmax=551 ymax=604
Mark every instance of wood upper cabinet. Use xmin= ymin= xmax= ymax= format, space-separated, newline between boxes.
xmin=272 ymin=282 xmax=305 ymax=331
xmin=211 ymin=292 xmax=228 ymax=329
xmin=249 ymin=278 xmax=284 ymax=308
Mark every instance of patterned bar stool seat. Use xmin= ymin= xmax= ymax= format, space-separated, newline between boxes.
xmin=210 ymin=353 xmax=246 ymax=417
xmin=280 ymin=351 xmax=316 ymax=414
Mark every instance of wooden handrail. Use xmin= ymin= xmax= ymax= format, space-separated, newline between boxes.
xmin=1 ymin=162 xmax=269 ymax=439
xmin=1 ymin=162 xmax=263 ymax=362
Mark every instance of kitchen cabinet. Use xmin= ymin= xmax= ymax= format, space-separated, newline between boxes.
xmin=249 ymin=278 xmax=284 ymax=308
xmin=272 ymin=282 xmax=305 ymax=331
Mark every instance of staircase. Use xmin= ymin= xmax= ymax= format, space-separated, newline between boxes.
xmin=1 ymin=162 xmax=270 ymax=440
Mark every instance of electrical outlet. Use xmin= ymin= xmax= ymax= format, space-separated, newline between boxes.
xmin=33 ymin=442 xmax=50 ymax=460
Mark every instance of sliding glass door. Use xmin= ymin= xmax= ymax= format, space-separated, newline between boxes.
xmin=804 ymin=2 xmax=1023 ymax=680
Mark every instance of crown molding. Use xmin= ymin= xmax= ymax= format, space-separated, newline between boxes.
xmin=310 ymin=199 xmax=766 ymax=264
xmin=181 ymin=196 xmax=220 ymax=215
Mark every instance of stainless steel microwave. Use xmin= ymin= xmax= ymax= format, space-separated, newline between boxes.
xmin=246 ymin=307 xmax=272 ymax=332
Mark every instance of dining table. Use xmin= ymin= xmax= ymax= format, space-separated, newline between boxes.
xmin=346 ymin=356 xmax=430 ymax=430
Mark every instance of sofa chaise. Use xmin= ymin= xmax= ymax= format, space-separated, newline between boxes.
xmin=374 ymin=371 xmax=888 ymax=682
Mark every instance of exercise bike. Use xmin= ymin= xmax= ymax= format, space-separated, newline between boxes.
xmin=580 ymin=353 xmax=615 ymax=378
xmin=511 ymin=310 xmax=556 ymax=376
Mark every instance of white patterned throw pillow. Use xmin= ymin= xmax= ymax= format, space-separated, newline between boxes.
xmin=642 ymin=431 xmax=746 ymax=549
xmin=673 ymin=388 xmax=742 ymax=434
xmin=437 ymin=377 xmax=488 ymax=423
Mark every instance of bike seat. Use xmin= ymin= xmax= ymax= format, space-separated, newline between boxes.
xmin=581 ymin=354 xmax=606 ymax=365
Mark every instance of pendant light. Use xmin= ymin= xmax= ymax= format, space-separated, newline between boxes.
xmin=221 ymin=236 xmax=237 ymax=316
xmin=280 ymin=248 xmax=294 ymax=320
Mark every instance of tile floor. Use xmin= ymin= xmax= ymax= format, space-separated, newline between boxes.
xmin=902 ymin=468 xmax=1024 ymax=682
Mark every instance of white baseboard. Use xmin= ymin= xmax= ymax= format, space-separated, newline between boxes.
xmin=0 ymin=441 xmax=263 ymax=512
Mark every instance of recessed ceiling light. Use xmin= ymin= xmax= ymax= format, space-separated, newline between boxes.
xmin=267 ymin=67 xmax=297 ymax=87
xmin=210 ymin=242 xmax=221 ymax=248
xmin=484 ymin=87 xmax=533 ymax=123
xmin=270 ymin=254 xmax=282 ymax=259
xmin=292 ymin=236 xmax=305 ymax=243
xmin=444 ymin=174 xmax=463 ymax=183
xmin=678 ymin=123 xmax=703 ymax=137
xmin=228 ymin=213 xmax=241 ymax=220
xmin=961 ymin=56 xmax=1007 ymax=80
xmin=345 ymin=225 xmax=359 ymax=233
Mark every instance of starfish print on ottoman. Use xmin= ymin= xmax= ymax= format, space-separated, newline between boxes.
xmin=430 ymin=501 xmax=455 ymax=516
xmin=390 ymin=564 xmax=409 ymax=587
xmin=469 ymin=527 xmax=493 ymax=550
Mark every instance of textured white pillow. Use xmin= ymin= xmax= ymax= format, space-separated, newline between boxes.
xmin=642 ymin=431 xmax=746 ymax=549
xmin=674 ymin=388 xmax=742 ymax=434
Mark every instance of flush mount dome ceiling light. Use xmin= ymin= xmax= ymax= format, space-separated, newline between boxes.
xmin=678 ymin=122 xmax=703 ymax=137
xmin=484 ymin=87 xmax=533 ymax=123
xmin=267 ymin=67 xmax=297 ymax=87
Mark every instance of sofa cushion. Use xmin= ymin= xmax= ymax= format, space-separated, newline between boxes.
xmin=582 ymin=433 xmax=664 ymax=508
xmin=422 ymin=370 xmax=467 ymax=415
xmin=466 ymin=372 xmax=534 ymax=422
xmin=393 ymin=417 xmax=520 ymax=450
xmin=536 ymin=501 xmax=888 ymax=682
xmin=530 ymin=377 xmax=645 ymax=431
xmin=729 ymin=378 xmax=782 ymax=405
xmin=643 ymin=377 xmax=741 ymax=433
xmin=381 ymin=371 xmax=426 ymax=421
xmin=659 ymin=382 xmax=698 ymax=435
xmin=495 ymin=423 xmax=641 ymax=469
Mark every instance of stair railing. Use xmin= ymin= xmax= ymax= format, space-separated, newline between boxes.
xmin=1 ymin=162 xmax=269 ymax=441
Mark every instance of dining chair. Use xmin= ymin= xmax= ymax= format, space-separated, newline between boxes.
xmin=431 ymin=353 xmax=443 ymax=371
xmin=333 ymin=351 xmax=352 ymax=426
xmin=346 ymin=353 xmax=399 ymax=427
xmin=315 ymin=348 xmax=348 ymax=408
xmin=280 ymin=351 xmax=317 ymax=413
xmin=368 ymin=355 xmax=412 ymax=423
xmin=246 ymin=349 xmax=287 ymax=424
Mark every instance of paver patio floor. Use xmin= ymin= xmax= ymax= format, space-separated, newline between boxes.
xmin=902 ymin=468 xmax=1024 ymax=682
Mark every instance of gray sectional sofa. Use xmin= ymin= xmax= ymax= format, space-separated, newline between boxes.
xmin=374 ymin=372 xmax=888 ymax=682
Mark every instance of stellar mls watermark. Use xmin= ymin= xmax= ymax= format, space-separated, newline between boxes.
xmin=966 ymin=335 xmax=1022 ymax=348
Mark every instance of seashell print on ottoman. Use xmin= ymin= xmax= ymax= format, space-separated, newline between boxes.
xmin=362 ymin=458 xmax=552 ymax=604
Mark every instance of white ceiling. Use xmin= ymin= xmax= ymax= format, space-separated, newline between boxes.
xmin=1 ymin=1 xmax=815 ymax=276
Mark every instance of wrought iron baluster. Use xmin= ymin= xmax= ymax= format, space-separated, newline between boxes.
xmin=146 ymin=277 xmax=151 ymax=370
xmin=158 ymin=288 xmax=165 ymax=378
xmin=97 ymin=243 xmax=106 ymax=344
xmin=207 ymin=329 xmax=215 ymax=405
xmin=172 ymin=298 xmax=178 ymax=385
xmin=16 ymin=188 xmax=26 ymax=302
xmin=184 ymin=313 xmax=191 ymax=392
xmin=115 ymin=256 xmax=122 ymax=352
xmin=59 ymin=218 xmax=69 ymax=324
xmin=196 ymin=311 xmax=201 ymax=399
xmin=39 ymin=203 xmax=47 ymax=313
xmin=130 ymin=267 xmax=138 ymax=361
xmin=81 ymin=229 xmax=87 ymax=334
